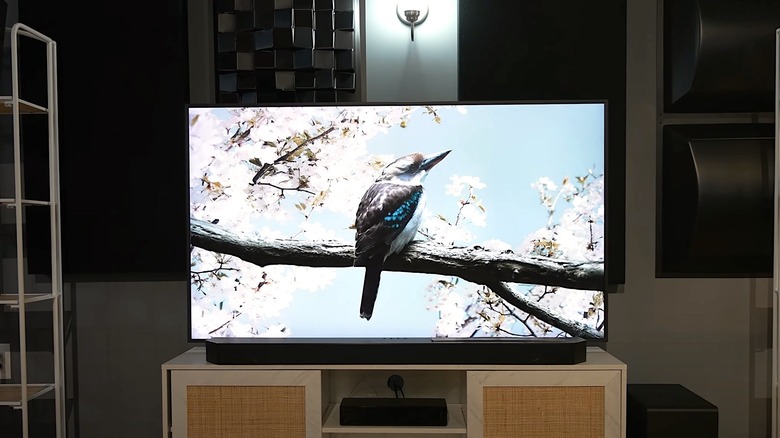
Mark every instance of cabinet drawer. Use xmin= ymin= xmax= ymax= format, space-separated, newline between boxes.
xmin=467 ymin=370 xmax=623 ymax=438
xmin=170 ymin=370 xmax=321 ymax=438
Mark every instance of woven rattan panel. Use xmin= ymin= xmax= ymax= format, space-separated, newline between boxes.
xmin=187 ymin=385 xmax=306 ymax=438
xmin=483 ymin=386 xmax=605 ymax=438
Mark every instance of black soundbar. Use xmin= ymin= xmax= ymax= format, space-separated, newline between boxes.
xmin=205 ymin=337 xmax=587 ymax=365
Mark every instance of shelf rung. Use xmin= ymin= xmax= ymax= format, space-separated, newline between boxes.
xmin=0 ymin=294 xmax=57 ymax=306
xmin=0 ymin=384 xmax=55 ymax=407
xmin=0 ymin=96 xmax=48 ymax=114
xmin=0 ymin=199 xmax=52 ymax=206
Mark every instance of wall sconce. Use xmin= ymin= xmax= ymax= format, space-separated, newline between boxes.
xmin=397 ymin=0 xmax=429 ymax=42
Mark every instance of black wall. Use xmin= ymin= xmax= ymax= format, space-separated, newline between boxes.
xmin=457 ymin=0 xmax=627 ymax=285
xmin=18 ymin=1 xmax=190 ymax=280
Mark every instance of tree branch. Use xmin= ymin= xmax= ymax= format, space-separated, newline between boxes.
xmin=251 ymin=126 xmax=337 ymax=184
xmin=191 ymin=217 xmax=603 ymax=338
xmin=191 ymin=217 xmax=604 ymax=292
xmin=484 ymin=281 xmax=603 ymax=339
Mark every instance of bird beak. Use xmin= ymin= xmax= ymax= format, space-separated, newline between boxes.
xmin=420 ymin=150 xmax=451 ymax=171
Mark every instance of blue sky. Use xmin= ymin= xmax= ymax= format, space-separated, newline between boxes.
xmin=193 ymin=103 xmax=605 ymax=338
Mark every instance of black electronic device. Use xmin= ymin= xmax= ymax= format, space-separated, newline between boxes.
xmin=205 ymin=337 xmax=587 ymax=365
xmin=627 ymin=384 xmax=718 ymax=438
xmin=339 ymin=397 xmax=448 ymax=427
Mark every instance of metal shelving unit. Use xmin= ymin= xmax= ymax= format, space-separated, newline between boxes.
xmin=0 ymin=23 xmax=64 ymax=437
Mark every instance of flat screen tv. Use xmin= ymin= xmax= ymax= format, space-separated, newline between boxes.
xmin=188 ymin=101 xmax=607 ymax=343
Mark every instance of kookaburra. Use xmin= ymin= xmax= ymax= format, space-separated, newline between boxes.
xmin=353 ymin=150 xmax=451 ymax=320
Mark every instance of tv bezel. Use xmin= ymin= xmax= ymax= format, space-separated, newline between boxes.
xmin=185 ymin=99 xmax=611 ymax=345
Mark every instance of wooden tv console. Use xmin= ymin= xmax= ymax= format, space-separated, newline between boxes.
xmin=162 ymin=346 xmax=626 ymax=437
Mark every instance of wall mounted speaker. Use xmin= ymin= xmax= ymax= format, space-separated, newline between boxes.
xmin=664 ymin=0 xmax=780 ymax=113
xmin=658 ymin=123 xmax=774 ymax=277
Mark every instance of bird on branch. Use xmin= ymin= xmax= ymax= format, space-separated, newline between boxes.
xmin=354 ymin=149 xmax=451 ymax=320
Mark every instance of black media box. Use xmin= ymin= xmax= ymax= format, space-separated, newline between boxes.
xmin=627 ymin=384 xmax=718 ymax=438
xmin=339 ymin=397 xmax=448 ymax=426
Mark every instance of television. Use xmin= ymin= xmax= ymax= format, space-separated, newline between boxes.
xmin=188 ymin=101 xmax=608 ymax=346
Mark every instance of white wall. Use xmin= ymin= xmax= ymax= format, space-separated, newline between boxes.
xmin=362 ymin=0 xmax=458 ymax=102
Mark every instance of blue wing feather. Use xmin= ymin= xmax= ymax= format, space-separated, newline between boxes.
xmin=354 ymin=182 xmax=423 ymax=265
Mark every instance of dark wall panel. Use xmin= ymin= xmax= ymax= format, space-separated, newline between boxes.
xmin=658 ymin=124 xmax=774 ymax=277
xmin=457 ymin=0 xmax=627 ymax=285
xmin=19 ymin=1 xmax=190 ymax=280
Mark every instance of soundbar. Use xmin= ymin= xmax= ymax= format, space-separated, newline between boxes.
xmin=205 ymin=337 xmax=587 ymax=365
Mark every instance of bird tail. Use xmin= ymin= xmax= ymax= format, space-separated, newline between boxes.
xmin=360 ymin=265 xmax=382 ymax=320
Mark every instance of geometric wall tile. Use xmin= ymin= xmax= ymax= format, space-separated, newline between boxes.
xmin=316 ymin=0 xmax=334 ymax=11
xmin=315 ymin=69 xmax=334 ymax=88
xmin=236 ymin=32 xmax=254 ymax=51
xmin=219 ymin=92 xmax=239 ymax=103
xmin=236 ymin=52 xmax=255 ymax=70
xmin=237 ymin=72 xmax=257 ymax=89
xmin=295 ymin=71 xmax=316 ymax=89
xmin=218 ymin=33 xmax=237 ymax=52
xmin=334 ymin=11 xmax=353 ymax=30
xmin=294 ymin=9 xmax=314 ymax=27
xmin=255 ymin=30 xmax=274 ymax=50
xmin=335 ymin=71 xmax=354 ymax=89
xmin=315 ymin=10 xmax=334 ymax=30
xmin=273 ymin=28 xmax=294 ymax=48
xmin=241 ymin=91 xmax=258 ymax=103
xmin=275 ymin=50 xmax=295 ymax=69
xmin=313 ymin=49 xmax=335 ymax=69
xmin=314 ymin=30 xmax=334 ymax=48
xmin=275 ymin=71 xmax=296 ymax=90
xmin=315 ymin=89 xmax=336 ymax=101
xmin=219 ymin=73 xmax=238 ymax=92
xmin=234 ymin=0 xmax=254 ymax=11
xmin=334 ymin=30 xmax=353 ymax=50
xmin=257 ymin=70 xmax=277 ymax=90
xmin=334 ymin=0 xmax=352 ymax=11
xmin=336 ymin=90 xmax=354 ymax=101
xmin=255 ymin=51 xmax=276 ymax=69
xmin=274 ymin=8 xmax=293 ymax=27
xmin=235 ymin=11 xmax=256 ymax=31
xmin=218 ymin=13 xmax=237 ymax=33
xmin=215 ymin=0 xmax=238 ymax=13
xmin=254 ymin=9 xmax=275 ymax=29
xmin=296 ymin=90 xmax=316 ymax=102
xmin=217 ymin=52 xmax=238 ymax=70
xmin=293 ymin=49 xmax=314 ymax=69
xmin=293 ymin=27 xmax=314 ymax=48
xmin=276 ymin=90 xmax=297 ymax=102
xmin=334 ymin=49 xmax=353 ymax=71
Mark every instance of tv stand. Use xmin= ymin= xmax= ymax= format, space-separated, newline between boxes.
xmin=161 ymin=346 xmax=626 ymax=437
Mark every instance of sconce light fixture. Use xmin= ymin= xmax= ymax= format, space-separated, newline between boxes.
xmin=397 ymin=0 xmax=429 ymax=42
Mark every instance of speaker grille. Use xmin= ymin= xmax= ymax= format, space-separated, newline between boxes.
xmin=483 ymin=386 xmax=605 ymax=438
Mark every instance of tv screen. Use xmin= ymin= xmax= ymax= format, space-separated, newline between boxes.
xmin=188 ymin=101 xmax=607 ymax=341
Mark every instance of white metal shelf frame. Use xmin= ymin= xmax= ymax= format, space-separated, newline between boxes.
xmin=0 ymin=23 xmax=65 ymax=438
xmin=774 ymin=27 xmax=780 ymax=438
